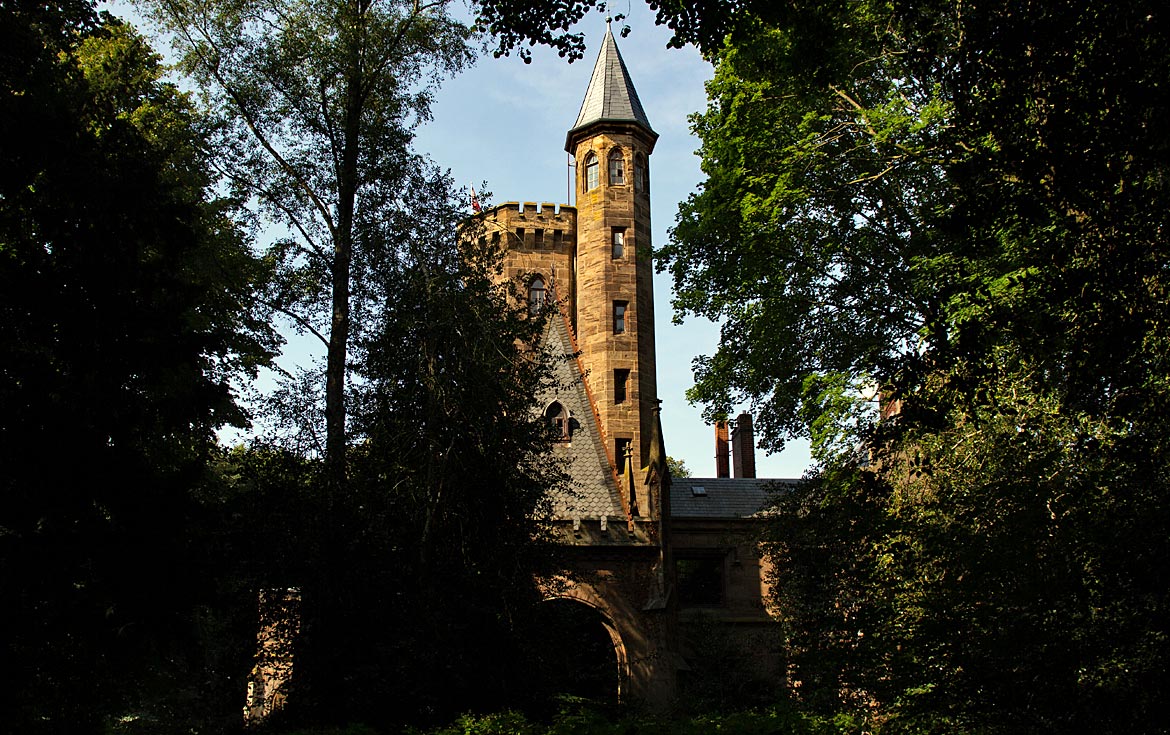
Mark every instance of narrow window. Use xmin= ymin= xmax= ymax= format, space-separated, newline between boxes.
xmin=612 ymin=228 xmax=625 ymax=259
xmin=529 ymin=276 xmax=546 ymax=314
xmin=534 ymin=228 xmax=544 ymax=248
xmin=515 ymin=227 xmax=525 ymax=245
xmin=634 ymin=153 xmax=647 ymax=192
xmin=608 ymin=148 xmax=626 ymax=186
xmin=584 ymin=152 xmax=599 ymax=191
xmin=553 ymin=229 xmax=563 ymax=248
xmin=615 ymin=369 xmax=629 ymax=404
xmin=613 ymin=301 xmax=628 ymax=335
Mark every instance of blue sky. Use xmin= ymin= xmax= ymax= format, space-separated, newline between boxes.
xmin=112 ymin=0 xmax=813 ymax=478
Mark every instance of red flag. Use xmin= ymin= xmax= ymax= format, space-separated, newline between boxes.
xmin=470 ymin=184 xmax=482 ymax=213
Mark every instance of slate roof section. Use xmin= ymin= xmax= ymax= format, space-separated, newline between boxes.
xmin=670 ymin=477 xmax=799 ymax=519
xmin=541 ymin=314 xmax=625 ymax=521
xmin=566 ymin=24 xmax=655 ymax=148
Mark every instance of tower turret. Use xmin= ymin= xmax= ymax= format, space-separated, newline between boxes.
xmin=567 ymin=24 xmax=659 ymax=517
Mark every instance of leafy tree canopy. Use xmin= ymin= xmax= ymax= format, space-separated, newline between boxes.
xmin=0 ymin=5 xmax=275 ymax=730
xmin=647 ymin=0 xmax=1170 ymax=731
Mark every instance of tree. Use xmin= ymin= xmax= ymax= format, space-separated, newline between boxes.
xmin=666 ymin=455 xmax=692 ymax=478
xmin=237 ymin=167 xmax=567 ymax=727
xmin=651 ymin=1 xmax=1170 ymax=732
xmin=0 ymin=7 xmax=274 ymax=730
xmin=141 ymin=0 xmax=474 ymax=491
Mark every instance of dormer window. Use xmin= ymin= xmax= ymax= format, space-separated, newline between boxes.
xmin=584 ymin=152 xmax=599 ymax=191
xmin=545 ymin=401 xmax=571 ymax=441
xmin=608 ymin=148 xmax=626 ymax=186
xmin=528 ymin=276 xmax=546 ymax=315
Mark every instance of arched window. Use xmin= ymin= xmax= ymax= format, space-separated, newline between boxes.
xmin=529 ymin=276 xmax=546 ymax=314
xmin=584 ymin=152 xmax=599 ymax=191
xmin=634 ymin=153 xmax=647 ymax=192
xmin=545 ymin=401 xmax=571 ymax=441
xmin=608 ymin=148 xmax=626 ymax=186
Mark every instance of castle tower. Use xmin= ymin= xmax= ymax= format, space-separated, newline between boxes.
xmin=565 ymin=23 xmax=659 ymax=517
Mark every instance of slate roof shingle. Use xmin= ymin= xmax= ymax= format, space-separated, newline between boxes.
xmin=669 ymin=477 xmax=798 ymax=519
xmin=542 ymin=314 xmax=625 ymax=520
xmin=566 ymin=24 xmax=655 ymax=147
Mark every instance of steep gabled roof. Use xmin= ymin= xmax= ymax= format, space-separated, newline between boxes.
xmin=565 ymin=24 xmax=657 ymax=151
xmin=541 ymin=313 xmax=626 ymax=522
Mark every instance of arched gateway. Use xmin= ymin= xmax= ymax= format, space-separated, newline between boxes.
xmin=529 ymin=595 xmax=628 ymax=702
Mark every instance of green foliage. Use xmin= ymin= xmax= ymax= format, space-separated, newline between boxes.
xmin=661 ymin=1 xmax=1170 ymax=732
xmin=0 ymin=5 xmax=274 ymax=731
xmin=414 ymin=705 xmax=862 ymax=735
xmin=658 ymin=5 xmax=954 ymax=458
xmin=140 ymin=0 xmax=475 ymax=484
xmin=666 ymin=455 xmax=692 ymax=478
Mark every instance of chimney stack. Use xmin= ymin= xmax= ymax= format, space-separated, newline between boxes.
xmin=731 ymin=412 xmax=756 ymax=479
xmin=714 ymin=421 xmax=730 ymax=478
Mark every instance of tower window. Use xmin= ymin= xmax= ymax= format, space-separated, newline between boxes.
xmin=634 ymin=153 xmax=647 ymax=192
xmin=553 ymin=229 xmax=563 ymax=248
xmin=612 ymin=228 xmax=625 ymax=259
xmin=608 ymin=148 xmax=626 ymax=186
xmin=534 ymin=228 xmax=544 ymax=248
xmin=613 ymin=301 xmax=627 ymax=335
xmin=615 ymin=369 xmax=629 ymax=404
xmin=529 ymin=276 xmax=546 ymax=314
xmin=584 ymin=152 xmax=599 ymax=191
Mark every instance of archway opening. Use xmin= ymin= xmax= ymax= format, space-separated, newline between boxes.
xmin=523 ymin=598 xmax=623 ymax=707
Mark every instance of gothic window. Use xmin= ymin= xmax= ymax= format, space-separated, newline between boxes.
xmin=612 ymin=228 xmax=625 ymax=259
xmin=545 ymin=401 xmax=571 ymax=441
xmin=529 ymin=276 xmax=546 ymax=314
xmin=584 ymin=152 xmax=599 ymax=191
xmin=634 ymin=153 xmax=648 ymax=192
xmin=613 ymin=301 xmax=627 ymax=335
xmin=608 ymin=148 xmax=626 ymax=186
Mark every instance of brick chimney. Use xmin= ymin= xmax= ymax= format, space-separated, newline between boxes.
xmin=731 ymin=412 xmax=756 ymax=479
xmin=714 ymin=421 xmax=730 ymax=478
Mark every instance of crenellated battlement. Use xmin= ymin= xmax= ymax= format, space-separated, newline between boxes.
xmin=485 ymin=201 xmax=576 ymax=222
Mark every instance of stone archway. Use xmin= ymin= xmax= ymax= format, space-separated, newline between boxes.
xmin=526 ymin=595 xmax=629 ymax=704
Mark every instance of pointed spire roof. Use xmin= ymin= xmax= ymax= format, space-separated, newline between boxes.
xmin=565 ymin=23 xmax=657 ymax=152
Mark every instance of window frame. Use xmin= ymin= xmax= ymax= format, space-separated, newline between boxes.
xmin=613 ymin=300 xmax=628 ymax=335
xmin=614 ymin=368 xmax=629 ymax=404
xmin=528 ymin=275 xmax=546 ymax=315
xmin=634 ymin=153 xmax=647 ymax=192
xmin=545 ymin=401 xmax=571 ymax=442
xmin=584 ymin=152 xmax=599 ymax=191
xmin=612 ymin=228 xmax=625 ymax=259
xmin=608 ymin=148 xmax=626 ymax=186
